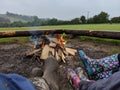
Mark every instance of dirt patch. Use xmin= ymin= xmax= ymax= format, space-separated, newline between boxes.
xmin=0 ymin=38 xmax=120 ymax=90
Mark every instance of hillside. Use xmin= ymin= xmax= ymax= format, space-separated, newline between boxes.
xmin=0 ymin=12 xmax=35 ymax=23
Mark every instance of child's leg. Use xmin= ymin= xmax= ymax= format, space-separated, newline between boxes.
xmin=67 ymin=68 xmax=80 ymax=89
xmin=91 ymin=70 xmax=113 ymax=80
xmin=67 ymin=67 xmax=90 ymax=89
xmin=79 ymin=50 xmax=119 ymax=75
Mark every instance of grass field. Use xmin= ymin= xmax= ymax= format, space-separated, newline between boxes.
xmin=0 ymin=24 xmax=120 ymax=31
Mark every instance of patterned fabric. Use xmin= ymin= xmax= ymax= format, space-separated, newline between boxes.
xmin=67 ymin=68 xmax=80 ymax=89
xmin=90 ymin=70 xmax=113 ymax=80
xmin=79 ymin=50 xmax=119 ymax=80
xmin=75 ymin=67 xmax=88 ymax=81
xmin=90 ymin=54 xmax=119 ymax=74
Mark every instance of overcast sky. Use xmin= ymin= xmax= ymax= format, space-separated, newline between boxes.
xmin=0 ymin=0 xmax=120 ymax=20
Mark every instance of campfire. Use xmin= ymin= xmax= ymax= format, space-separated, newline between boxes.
xmin=26 ymin=34 xmax=77 ymax=63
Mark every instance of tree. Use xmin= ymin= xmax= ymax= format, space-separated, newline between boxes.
xmin=87 ymin=18 xmax=94 ymax=24
xmin=111 ymin=16 xmax=120 ymax=23
xmin=93 ymin=12 xmax=109 ymax=23
xmin=80 ymin=16 xmax=86 ymax=24
xmin=48 ymin=18 xmax=58 ymax=25
xmin=11 ymin=21 xmax=25 ymax=27
xmin=32 ymin=16 xmax=41 ymax=26
xmin=70 ymin=18 xmax=81 ymax=24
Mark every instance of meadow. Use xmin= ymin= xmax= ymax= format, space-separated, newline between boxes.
xmin=0 ymin=24 xmax=120 ymax=31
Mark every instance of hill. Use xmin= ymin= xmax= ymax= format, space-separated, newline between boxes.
xmin=0 ymin=12 xmax=35 ymax=23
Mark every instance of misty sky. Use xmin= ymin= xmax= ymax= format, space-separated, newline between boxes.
xmin=0 ymin=0 xmax=120 ymax=20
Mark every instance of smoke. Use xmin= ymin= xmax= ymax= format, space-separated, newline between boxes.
xmin=29 ymin=30 xmax=52 ymax=48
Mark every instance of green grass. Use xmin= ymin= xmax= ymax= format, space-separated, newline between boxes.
xmin=79 ymin=36 xmax=120 ymax=45
xmin=0 ymin=37 xmax=29 ymax=43
xmin=0 ymin=24 xmax=120 ymax=31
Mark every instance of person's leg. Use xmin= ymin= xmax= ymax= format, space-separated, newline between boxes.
xmin=30 ymin=57 xmax=59 ymax=90
xmin=91 ymin=70 xmax=113 ymax=80
xmin=79 ymin=71 xmax=120 ymax=90
xmin=75 ymin=67 xmax=88 ymax=81
xmin=78 ymin=50 xmax=120 ymax=76
xmin=42 ymin=57 xmax=59 ymax=90
xmin=67 ymin=67 xmax=94 ymax=90
xmin=79 ymin=81 xmax=94 ymax=90
xmin=67 ymin=68 xmax=80 ymax=89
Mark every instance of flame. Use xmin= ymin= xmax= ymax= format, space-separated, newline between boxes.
xmin=34 ymin=34 xmax=66 ymax=49
xmin=41 ymin=42 xmax=45 ymax=48
xmin=57 ymin=34 xmax=66 ymax=47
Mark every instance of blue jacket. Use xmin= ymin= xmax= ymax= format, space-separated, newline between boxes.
xmin=0 ymin=74 xmax=36 ymax=90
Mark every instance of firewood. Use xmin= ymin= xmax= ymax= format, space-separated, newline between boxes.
xmin=40 ymin=45 xmax=50 ymax=60
xmin=57 ymin=49 xmax=66 ymax=63
xmin=49 ymin=42 xmax=57 ymax=47
xmin=62 ymin=49 xmax=68 ymax=56
xmin=26 ymin=49 xmax=41 ymax=56
xmin=55 ymin=51 xmax=60 ymax=62
xmin=61 ymin=53 xmax=66 ymax=63
xmin=65 ymin=48 xmax=77 ymax=55
xmin=58 ymin=49 xmax=62 ymax=56
xmin=52 ymin=38 xmax=60 ymax=44
xmin=49 ymin=47 xmax=55 ymax=56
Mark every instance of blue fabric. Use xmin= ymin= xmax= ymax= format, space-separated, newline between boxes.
xmin=78 ymin=50 xmax=94 ymax=76
xmin=0 ymin=74 xmax=36 ymax=90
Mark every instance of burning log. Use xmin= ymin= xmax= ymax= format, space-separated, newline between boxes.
xmin=0 ymin=30 xmax=120 ymax=39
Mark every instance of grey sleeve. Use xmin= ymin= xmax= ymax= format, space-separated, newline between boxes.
xmin=79 ymin=71 xmax=120 ymax=90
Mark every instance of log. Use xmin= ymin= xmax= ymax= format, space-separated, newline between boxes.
xmin=40 ymin=45 xmax=50 ymax=60
xmin=55 ymin=51 xmax=60 ymax=61
xmin=26 ymin=49 xmax=41 ymax=56
xmin=65 ymin=48 xmax=77 ymax=55
xmin=61 ymin=53 xmax=66 ymax=63
xmin=49 ymin=47 xmax=55 ymax=56
xmin=0 ymin=30 xmax=120 ymax=39
xmin=0 ymin=30 xmax=64 ymax=38
xmin=52 ymin=38 xmax=60 ymax=44
xmin=58 ymin=48 xmax=66 ymax=63
xmin=49 ymin=42 xmax=57 ymax=47
xmin=64 ymin=30 xmax=120 ymax=39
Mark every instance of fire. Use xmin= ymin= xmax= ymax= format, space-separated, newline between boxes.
xmin=40 ymin=34 xmax=66 ymax=49
xmin=27 ymin=33 xmax=76 ymax=63
xmin=56 ymin=34 xmax=66 ymax=47
xmin=41 ymin=42 xmax=45 ymax=49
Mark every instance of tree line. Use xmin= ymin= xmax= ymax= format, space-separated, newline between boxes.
xmin=0 ymin=11 xmax=120 ymax=27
